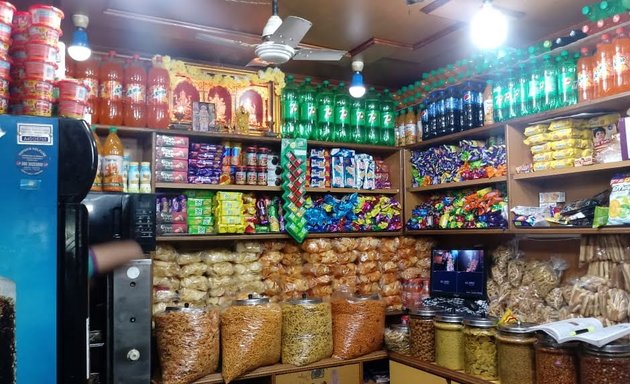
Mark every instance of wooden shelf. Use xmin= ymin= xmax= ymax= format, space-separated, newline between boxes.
xmin=306 ymin=187 xmax=400 ymax=195
xmin=157 ymin=231 xmax=403 ymax=242
xmin=512 ymin=226 xmax=630 ymax=235
xmin=389 ymin=352 xmax=495 ymax=384
xmin=194 ymin=350 xmax=388 ymax=383
xmin=93 ymin=124 xmax=154 ymax=137
xmin=511 ymin=160 xmax=630 ymax=181
xmin=308 ymin=231 xmax=403 ymax=238
xmin=408 ymin=176 xmax=507 ymax=192
xmin=308 ymin=139 xmax=399 ymax=155
xmin=155 ymin=183 xmax=283 ymax=192
xmin=405 ymin=229 xmax=509 ymax=235
xmin=405 ymin=123 xmax=505 ymax=150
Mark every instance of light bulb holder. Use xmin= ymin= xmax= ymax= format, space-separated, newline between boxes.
xmin=68 ymin=26 xmax=91 ymax=61
xmin=349 ymin=71 xmax=366 ymax=98
xmin=470 ymin=0 xmax=508 ymax=50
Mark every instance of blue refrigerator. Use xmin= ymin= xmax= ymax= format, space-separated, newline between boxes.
xmin=0 ymin=115 xmax=97 ymax=383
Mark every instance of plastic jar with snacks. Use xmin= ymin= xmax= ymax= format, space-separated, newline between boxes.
xmin=0 ymin=1 xmax=16 ymax=25
xmin=384 ymin=323 xmax=410 ymax=355
xmin=331 ymin=292 xmax=385 ymax=360
xmin=235 ymin=166 xmax=246 ymax=185
xmin=154 ymin=306 xmax=220 ymax=384
xmin=281 ymin=295 xmax=333 ymax=366
xmin=409 ymin=307 xmax=439 ymax=362
xmin=245 ymin=146 xmax=257 ymax=166
xmin=12 ymin=10 xmax=28 ymax=29
xmin=256 ymin=166 xmax=267 ymax=186
xmin=140 ymin=162 xmax=151 ymax=193
xmin=463 ymin=317 xmax=498 ymax=380
xmin=28 ymin=5 xmax=64 ymax=30
xmin=27 ymin=25 xmax=61 ymax=46
xmin=580 ymin=341 xmax=630 ymax=384
xmin=434 ymin=313 xmax=465 ymax=370
xmin=0 ymin=276 xmax=16 ymax=383
xmin=257 ymin=147 xmax=269 ymax=167
xmin=221 ymin=296 xmax=282 ymax=384
xmin=24 ymin=60 xmax=56 ymax=82
xmin=246 ymin=166 xmax=257 ymax=185
xmin=535 ymin=335 xmax=578 ymax=384
xmin=496 ymin=323 xmax=537 ymax=384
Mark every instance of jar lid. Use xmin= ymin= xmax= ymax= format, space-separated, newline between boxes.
xmin=536 ymin=333 xmax=578 ymax=349
xmin=435 ymin=313 xmax=464 ymax=323
xmin=234 ymin=294 xmax=269 ymax=306
xmin=391 ymin=323 xmax=409 ymax=331
xmin=353 ymin=293 xmax=380 ymax=301
xmin=498 ymin=322 xmax=537 ymax=334
xmin=585 ymin=340 xmax=630 ymax=354
xmin=164 ymin=306 xmax=204 ymax=314
xmin=288 ymin=293 xmax=322 ymax=305
xmin=412 ymin=307 xmax=441 ymax=318
xmin=464 ymin=317 xmax=497 ymax=328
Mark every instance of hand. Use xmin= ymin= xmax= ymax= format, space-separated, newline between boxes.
xmin=91 ymin=240 xmax=144 ymax=274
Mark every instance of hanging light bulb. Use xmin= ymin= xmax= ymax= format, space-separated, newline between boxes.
xmin=470 ymin=0 xmax=508 ymax=50
xmin=67 ymin=13 xmax=92 ymax=61
xmin=349 ymin=60 xmax=366 ymax=98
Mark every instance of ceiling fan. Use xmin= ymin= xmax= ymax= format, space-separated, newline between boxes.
xmin=196 ymin=0 xmax=347 ymax=67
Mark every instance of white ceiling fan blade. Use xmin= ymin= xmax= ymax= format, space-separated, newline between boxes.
xmin=196 ymin=33 xmax=257 ymax=49
xmin=269 ymin=16 xmax=312 ymax=48
xmin=293 ymin=48 xmax=347 ymax=61
xmin=246 ymin=57 xmax=272 ymax=67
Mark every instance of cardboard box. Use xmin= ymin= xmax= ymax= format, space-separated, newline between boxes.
xmin=275 ymin=363 xmax=360 ymax=384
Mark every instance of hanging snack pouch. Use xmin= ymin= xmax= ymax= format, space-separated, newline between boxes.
xmin=524 ymin=124 xmax=548 ymax=137
xmin=523 ymin=132 xmax=548 ymax=146
xmin=607 ymin=173 xmax=630 ymax=226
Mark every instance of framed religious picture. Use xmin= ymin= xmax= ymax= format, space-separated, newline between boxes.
xmin=192 ymin=101 xmax=217 ymax=132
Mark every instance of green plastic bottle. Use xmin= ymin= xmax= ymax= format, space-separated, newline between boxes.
xmin=281 ymin=74 xmax=299 ymax=138
xmin=528 ymin=59 xmax=543 ymax=114
xmin=365 ymin=87 xmax=381 ymax=144
xmin=542 ymin=54 xmax=559 ymax=111
xmin=350 ymin=94 xmax=366 ymax=144
xmin=516 ymin=63 xmax=529 ymax=117
xmin=333 ymin=82 xmax=351 ymax=143
xmin=316 ymin=80 xmax=334 ymax=141
xmin=380 ymin=89 xmax=396 ymax=146
xmin=491 ymin=78 xmax=505 ymax=122
xmin=557 ymin=50 xmax=578 ymax=107
xmin=297 ymin=77 xmax=317 ymax=139
xmin=505 ymin=69 xmax=518 ymax=120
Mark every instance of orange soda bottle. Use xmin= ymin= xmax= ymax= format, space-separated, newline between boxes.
xmin=102 ymin=127 xmax=125 ymax=192
xmin=123 ymin=54 xmax=147 ymax=127
xmin=75 ymin=57 xmax=100 ymax=123
xmin=612 ymin=27 xmax=630 ymax=93
xmin=577 ymin=48 xmax=595 ymax=102
xmin=98 ymin=51 xmax=124 ymax=125
xmin=90 ymin=126 xmax=103 ymax=191
xmin=596 ymin=34 xmax=615 ymax=97
xmin=147 ymin=55 xmax=170 ymax=129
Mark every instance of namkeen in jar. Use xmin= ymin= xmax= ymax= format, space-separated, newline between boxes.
xmin=409 ymin=307 xmax=440 ymax=362
xmin=496 ymin=322 xmax=537 ymax=384
xmin=384 ymin=323 xmax=410 ymax=355
xmin=434 ymin=313 xmax=464 ymax=370
xmin=535 ymin=334 xmax=578 ymax=384
xmin=580 ymin=341 xmax=630 ymax=384
xmin=463 ymin=317 xmax=498 ymax=380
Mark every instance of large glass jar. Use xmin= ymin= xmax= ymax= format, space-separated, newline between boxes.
xmin=535 ymin=335 xmax=578 ymax=384
xmin=580 ymin=341 xmax=630 ymax=383
xmin=463 ymin=317 xmax=497 ymax=380
xmin=0 ymin=276 xmax=16 ymax=384
xmin=410 ymin=307 xmax=439 ymax=362
xmin=434 ymin=313 xmax=464 ymax=370
xmin=384 ymin=323 xmax=410 ymax=355
xmin=281 ymin=296 xmax=333 ymax=366
xmin=496 ymin=323 xmax=537 ymax=384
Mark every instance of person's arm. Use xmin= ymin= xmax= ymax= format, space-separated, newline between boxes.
xmin=89 ymin=240 xmax=144 ymax=276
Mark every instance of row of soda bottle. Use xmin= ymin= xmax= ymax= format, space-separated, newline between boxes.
xmin=280 ymin=75 xmax=396 ymax=146
xmin=582 ymin=0 xmax=630 ymax=22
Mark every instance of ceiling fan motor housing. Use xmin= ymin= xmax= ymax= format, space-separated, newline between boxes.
xmin=255 ymin=42 xmax=295 ymax=64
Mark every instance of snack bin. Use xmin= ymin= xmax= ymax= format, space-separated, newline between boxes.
xmin=434 ymin=313 xmax=465 ymax=370
xmin=409 ymin=307 xmax=440 ymax=362
xmin=0 ymin=276 xmax=16 ymax=383
xmin=384 ymin=323 xmax=410 ymax=355
xmin=496 ymin=322 xmax=537 ymax=384
xmin=535 ymin=334 xmax=578 ymax=384
xmin=580 ymin=341 xmax=630 ymax=383
xmin=463 ymin=317 xmax=498 ymax=380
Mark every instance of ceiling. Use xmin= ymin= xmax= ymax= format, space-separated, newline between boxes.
xmin=14 ymin=0 xmax=594 ymax=88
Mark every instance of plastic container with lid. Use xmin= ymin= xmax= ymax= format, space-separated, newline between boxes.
xmin=27 ymin=25 xmax=61 ymax=46
xmin=384 ymin=323 xmax=410 ymax=355
xmin=463 ymin=317 xmax=498 ymax=380
xmin=256 ymin=166 xmax=267 ymax=186
xmin=58 ymin=99 xmax=86 ymax=119
xmin=0 ymin=56 xmax=9 ymax=78
xmin=221 ymin=295 xmax=282 ymax=383
xmin=57 ymin=78 xmax=88 ymax=102
xmin=0 ymin=76 xmax=8 ymax=97
xmin=127 ymin=161 xmax=140 ymax=193
xmin=140 ymin=162 xmax=151 ymax=193
xmin=24 ymin=60 xmax=56 ymax=82
xmin=0 ymin=2 xmax=14 ymax=25
xmin=0 ymin=276 xmax=16 ymax=383
xmin=154 ymin=306 xmax=220 ymax=384
xmin=496 ymin=322 xmax=537 ymax=384
xmin=245 ymin=146 xmax=257 ymax=166
xmin=535 ymin=334 xmax=578 ymax=384
xmin=12 ymin=31 xmax=27 ymax=44
xmin=410 ymin=307 xmax=440 ymax=362
xmin=434 ymin=313 xmax=465 ymax=370
xmin=0 ymin=22 xmax=10 ymax=42
xmin=26 ymin=42 xmax=57 ymax=64
xmin=580 ymin=341 xmax=630 ymax=383
xmin=28 ymin=5 xmax=64 ymax=30
xmin=8 ymin=44 xmax=25 ymax=60
xmin=281 ymin=294 xmax=333 ymax=366
xmin=12 ymin=10 xmax=28 ymax=30
xmin=23 ymin=97 xmax=52 ymax=116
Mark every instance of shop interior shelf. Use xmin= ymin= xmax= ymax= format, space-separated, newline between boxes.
xmin=405 ymin=229 xmax=510 ymax=235
xmin=306 ymin=187 xmax=400 ymax=195
xmin=511 ymin=160 xmax=630 ymax=181
xmin=193 ymin=350 xmax=389 ymax=383
xmin=157 ymin=231 xmax=403 ymax=242
xmin=155 ymin=183 xmax=283 ymax=192
xmin=407 ymin=176 xmax=508 ymax=193
xmin=389 ymin=352 xmax=495 ymax=384
xmin=308 ymin=139 xmax=400 ymax=155
xmin=405 ymin=123 xmax=506 ymax=150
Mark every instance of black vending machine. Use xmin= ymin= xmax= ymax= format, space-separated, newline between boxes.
xmin=82 ymin=192 xmax=156 ymax=384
